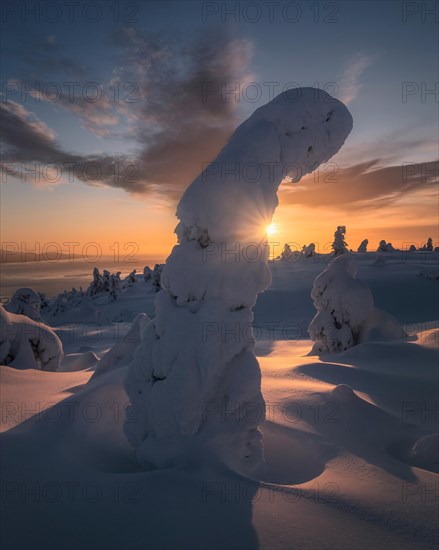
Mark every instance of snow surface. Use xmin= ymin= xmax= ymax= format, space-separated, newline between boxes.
xmin=0 ymin=251 xmax=438 ymax=549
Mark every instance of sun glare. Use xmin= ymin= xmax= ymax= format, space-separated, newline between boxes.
xmin=266 ymin=223 xmax=276 ymax=236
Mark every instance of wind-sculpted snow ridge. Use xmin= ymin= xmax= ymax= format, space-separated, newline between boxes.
xmin=0 ymin=306 xmax=63 ymax=371
xmin=125 ymin=88 xmax=353 ymax=470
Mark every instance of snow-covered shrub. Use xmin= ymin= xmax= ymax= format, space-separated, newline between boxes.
xmin=308 ymin=255 xmax=373 ymax=353
xmin=124 ymin=88 xmax=353 ymax=469
xmin=357 ymin=239 xmax=368 ymax=253
xmin=332 ymin=226 xmax=348 ymax=256
xmin=4 ymin=288 xmax=41 ymax=321
xmin=0 ymin=306 xmax=63 ymax=370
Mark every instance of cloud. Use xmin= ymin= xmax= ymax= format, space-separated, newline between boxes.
xmin=279 ymin=158 xmax=438 ymax=210
xmin=2 ymin=29 xmax=253 ymax=198
xmin=338 ymin=53 xmax=375 ymax=104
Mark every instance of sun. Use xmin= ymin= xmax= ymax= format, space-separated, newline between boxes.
xmin=266 ymin=223 xmax=277 ymax=236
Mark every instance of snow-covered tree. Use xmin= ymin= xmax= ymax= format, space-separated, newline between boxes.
xmin=124 ymin=88 xmax=353 ymax=470
xmin=4 ymin=288 xmax=41 ymax=321
xmin=409 ymin=244 xmax=417 ymax=252
xmin=143 ymin=266 xmax=153 ymax=281
xmin=357 ymin=239 xmax=368 ymax=253
xmin=151 ymin=264 xmax=163 ymax=292
xmin=308 ymin=255 xmax=374 ymax=353
xmin=421 ymin=237 xmax=433 ymax=251
xmin=125 ymin=269 xmax=137 ymax=285
xmin=377 ymin=240 xmax=395 ymax=252
xmin=109 ymin=272 xmax=121 ymax=301
xmin=0 ymin=306 xmax=63 ymax=370
xmin=280 ymin=243 xmax=294 ymax=260
xmin=332 ymin=226 xmax=348 ymax=256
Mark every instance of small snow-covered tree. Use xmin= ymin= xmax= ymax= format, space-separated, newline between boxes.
xmin=308 ymin=255 xmax=373 ymax=353
xmin=357 ymin=239 xmax=368 ymax=253
xmin=303 ymin=243 xmax=315 ymax=257
xmin=332 ymin=226 xmax=348 ymax=256
xmin=409 ymin=244 xmax=417 ymax=252
xmin=151 ymin=264 xmax=163 ymax=292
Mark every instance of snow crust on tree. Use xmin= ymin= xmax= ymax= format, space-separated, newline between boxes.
xmin=308 ymin=255 xmax=373 ymax=353
xmin=357 ymin=239 xmax=368 ymax=253
xmin=4 ymin=288 xmax=41 ymax=321
xmin=124 ymin=88 xmax=353 ymax=469
xmin=0 ymin=306 xmax=63 ymax=370
xmin=332 ymin=225 xmax=348 ymax=256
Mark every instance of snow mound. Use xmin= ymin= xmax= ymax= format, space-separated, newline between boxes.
xmin=411 ymin=434 xmax=439 ymax=469
xmin=330 ymin=383 xmax=357 ymax=402
xmin=0 ymin=306 xmax=63 ymax=371
xmin=89 ymin=313 xmax=151 ymax=381
xmin=125 ymin=88 xmax=353 ymax=469
xmin=59 ymin=351 xmax=99 ymax=372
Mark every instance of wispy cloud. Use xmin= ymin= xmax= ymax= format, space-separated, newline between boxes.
xmin=339 ymin=53 xmax=376 ymax=104
xmin=279 ymin=158 xmax=438 ymax=210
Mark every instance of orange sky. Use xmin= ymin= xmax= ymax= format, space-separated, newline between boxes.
xmin=1 ymin=177 xmax=436 ymax=262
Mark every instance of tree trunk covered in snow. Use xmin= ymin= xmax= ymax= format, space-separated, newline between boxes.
xmin=124 ymin=88 xmax=353 ymax=469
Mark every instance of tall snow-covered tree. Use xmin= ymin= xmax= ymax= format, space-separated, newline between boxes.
xmin=124 ymin=88 xmax=353 ymax=470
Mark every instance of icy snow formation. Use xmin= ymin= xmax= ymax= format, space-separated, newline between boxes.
xmin=308 ymin=255 xmax=374 ymax=353
xmin=0 ymin=306 xmax=63 ymax=370
xmin=125 ymin=88 xmax=353 ymax=469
